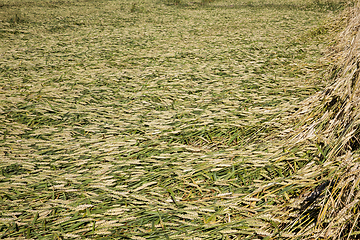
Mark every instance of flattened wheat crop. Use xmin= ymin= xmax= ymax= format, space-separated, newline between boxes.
xmin=0 ymin=0 xmax=351 ymax=239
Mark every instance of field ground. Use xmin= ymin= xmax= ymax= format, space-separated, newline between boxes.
xmin=0 ymin=0 xmax=349 ymax=239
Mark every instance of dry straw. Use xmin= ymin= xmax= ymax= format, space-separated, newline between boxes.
xmin=259 ymin=2 xmax=360 ymax=238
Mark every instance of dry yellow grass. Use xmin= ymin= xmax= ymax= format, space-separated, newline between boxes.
xmin=253 ymin=2 xmax=360 ymax=238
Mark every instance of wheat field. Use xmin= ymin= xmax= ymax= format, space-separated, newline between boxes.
xmin=0 ymin=0 xmax=356 ymax=239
